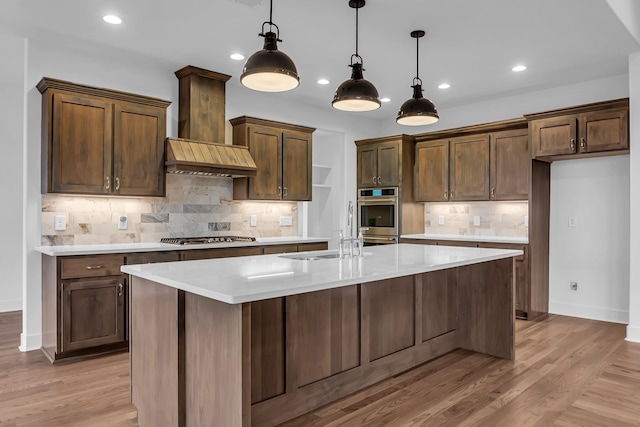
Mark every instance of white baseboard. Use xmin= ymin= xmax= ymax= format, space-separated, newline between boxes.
xmin=549 ymin=301 xmax=629 ymax=324
xmin=626 ymin=325 xmax=640 ymax=343
xmin=19 ymin=332 xmax=42 ymax=352
xmin=0 ymin=299 xmax=22 ymax=313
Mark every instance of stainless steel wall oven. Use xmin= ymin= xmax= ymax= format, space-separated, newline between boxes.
xmin=357 ymin=187 xmax=398 ymax=245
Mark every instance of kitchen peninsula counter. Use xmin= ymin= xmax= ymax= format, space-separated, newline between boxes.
xmin=122 ymin=243 xmax=522 ymax=427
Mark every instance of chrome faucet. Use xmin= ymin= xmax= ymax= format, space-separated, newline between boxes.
xmin=347 ymin=201 xmax=354 ymax=240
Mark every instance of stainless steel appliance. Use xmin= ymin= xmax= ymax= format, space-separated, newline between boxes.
xmin=357 ymin=187 xmax=399 ymax=245
xmin=160 ymin=236 xmax=256 ymax=245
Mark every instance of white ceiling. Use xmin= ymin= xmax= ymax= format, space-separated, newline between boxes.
xmin=3 ymin=0 xmax=639 ymax=119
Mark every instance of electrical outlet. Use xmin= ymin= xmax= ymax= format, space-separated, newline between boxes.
xmin=568 ymin=216 xmax=577 ymax=227
xmin=250 ymin=215 xmax=257 ymax=227
xmin=473 ymin=216 xmax=481 ymax=227
xmin=570 ymin=281 xmax=578 ymax=291
xmin=279 ymin=216 xmax=293 ymax=226
xmin=54 ymin=215 xmax=66 ymax=231
xmin=118 ymin=215 xmax=128 ymax=230
xmin=438 ymin=215 xmax=445 ymax=225
xmin=524 ymin=215 xmax=529 ymax=228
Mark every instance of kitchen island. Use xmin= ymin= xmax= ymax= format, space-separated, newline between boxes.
xmin=121 ymin=243 xmax=522 ymax=427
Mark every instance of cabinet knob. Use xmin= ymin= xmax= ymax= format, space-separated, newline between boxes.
xmin=450 ymin=191 xmax=454 ymax=199
xmin=283 ymin=187 xmax=288 ymax=196
xmin=444 ymin=191 xmax=448 ymax=199
xmin=491 ymin=187 xmax=495 ymax=197
xmin=580 ymin=137 xmax=586 ymax=149
xmin=570 ymin=138 xmax=575 ymax=150
xmin=105 ymin=177 xmax=110 ymax=190
xmin=118 ymin=283 xmax=123 ymax=297
xmin=115 ymin=177 xmax=120 ymax=191
xmin=377 ymin=176 xmax=381 ymax=185
xmin=372 ymin=176 xmax=377 ymax=185
xmin=278 ymin=186 xmax=282 ymax=196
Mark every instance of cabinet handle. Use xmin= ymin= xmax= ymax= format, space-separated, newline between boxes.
xmin=450 ymin=191 xmax=454 ymax=199
xmin=105 ymin=177 xmax=110 ymax=190
xmin=118 ymin=283 xmax=123 ymax=297
xmin=377 ymin=176 xmax=381 ymax=184
xmin=444 ymin=191 xmax=448 ymax=199
xmin=85 ymin=265 xmax=103 ymax=270
xmin=372 ymin=176 xmax=377 ymax=185
xmin=283 ymin=187 xmax=288 ymax=196
xmin=115 ymin=177 xmax=120 ymax=191
xmin=491 ymin=187 xmax=495 ymax=198
xmin=278 ymin=186 xmax=282 ymax=196
xmin=570 ymin=138 xmax=575 ymax=150
xmin=580 ymin=137 xmax=586 ymax=149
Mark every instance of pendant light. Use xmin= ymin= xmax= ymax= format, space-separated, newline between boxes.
xmin=240 ymin=0 xmax=300 ymax=92
xmin=332 ymin=0 xmax=380 ymax=112
xmin=396 ymin=30 xmax=439 ymax=126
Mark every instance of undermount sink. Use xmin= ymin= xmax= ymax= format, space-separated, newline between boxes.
xmin=279 ymin=251 xmax=370 ymax=261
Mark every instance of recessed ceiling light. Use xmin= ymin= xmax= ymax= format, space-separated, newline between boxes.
xmin=512 ymin=65 xmax=527 ymax=72
xmin=438 ymin=83 xmax=451 ymax=89
xmin=380 ymin=97 xmax=391 ymax=103
xmin=103 ymin=15 xmax=122 ymax=25
xmin=230 ymin=53 xmax=245 ymax=61
xmin=317 ymin=78 xmax=330 ymax=85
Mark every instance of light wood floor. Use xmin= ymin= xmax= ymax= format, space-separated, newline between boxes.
xmin=1 ymin=311 xmax=639 ymax=426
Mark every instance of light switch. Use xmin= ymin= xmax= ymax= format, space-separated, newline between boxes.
xmin=568 ymin=216 xmax=577 ymax=228
xmin=250 ymin=215 xmax=257 ymax=227
xmin=438 ymin=215 xmax=445 ymax=226
xmin=473 ymin=216 xmax=481 ymax=227
xmin=54 ymin=215 xmax=66 ymax=231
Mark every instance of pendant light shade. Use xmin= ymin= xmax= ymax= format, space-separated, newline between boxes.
xmin=397 ymin=30 xmax=439 ymax=126
xmin=332 ymin=0 xmax=380 ymax=112
xmin=240 ymin=0 xmax=300 ymax=92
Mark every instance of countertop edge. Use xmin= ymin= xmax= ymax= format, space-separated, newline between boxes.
xmin=401 ymin=234 xmax=529 ymax=245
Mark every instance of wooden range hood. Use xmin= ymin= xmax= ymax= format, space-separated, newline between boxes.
xmin=165 ymin=66 xmax=257 ymax=177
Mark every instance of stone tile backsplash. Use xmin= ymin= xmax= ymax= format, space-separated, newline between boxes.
xmin=41 ymin=174 xmax=298 ymax=245
xmin=424 ymin=201 xmax=528 ymax=238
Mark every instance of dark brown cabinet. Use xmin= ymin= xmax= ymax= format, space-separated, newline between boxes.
xmin=356 ymin=141 xmax=400 ymax=188
xmin=490 ymin=129 xmax=530 ymax=200
xmin=38 ymin=78 xmax=170 ymax=197
xmin=415 ymin=135 xmax=489 ymax=202
xmin=231 ymin=116 xmax=314 ymax=201
xmin=528 ymin=98 xmax=629 ymax=160
xmin=42 ymin=254 xmax=128 ymax=362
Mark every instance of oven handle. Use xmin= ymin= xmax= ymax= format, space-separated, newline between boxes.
xmin=357 ymin=198 xmax=398 ymax=204
xmin=363 ymin=236 xmax=398 ymax=242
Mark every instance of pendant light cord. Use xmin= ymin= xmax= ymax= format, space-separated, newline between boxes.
xmin=355 ymin=4 xmax=359 ymax=58
xmin=269 ymin=0 xmax=273 ymax=29
xmin=416 ymin=35 xmax=419 ymax=80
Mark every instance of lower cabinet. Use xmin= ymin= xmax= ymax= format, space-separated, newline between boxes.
xmin=42 ymin=254 xmax=128 ymax=363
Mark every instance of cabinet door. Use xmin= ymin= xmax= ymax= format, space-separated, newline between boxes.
xmin=61 ymin=277 xmax=125 ymax=352
xmin=449 ymin=135 xmax=489 ymax=201
xmin=490 ymin=129 xmax=529 ymax=200
xmin=531 ymin=116 xmax=577 ymax=157
xmin=282 ymin=131 xmax=312 ymax=201
xmin=414 ymin=140 xmax=449 ymax=202
xmin=579 ymin=108 xmax=629 ymax=153
xmin=357 ymin=145 xmax=378 ymax=188
xmin=248 ymin=126 xmax=283 ymax=200
xmin=113 ymin=102 xmax=166 ymax=196
xmin=377 ymin=142 xmax=400 ymax=187
xmin=51 ymin=93 xmax=113 ymax=194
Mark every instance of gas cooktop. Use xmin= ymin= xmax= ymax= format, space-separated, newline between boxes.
xmin=160 ymin=236 xmax=256 ymax=245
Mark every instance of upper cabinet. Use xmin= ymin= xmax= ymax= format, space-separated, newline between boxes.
xmin=231 ymin=116 xmax=315 ymax=201
xmin=38 ymin=78 xmax=170 ymax=197
xmin=355 ymin=135 xmax=415 ymax=189
xmin=526 ymin=98 xmax=629 ymax=161
xmin=414 ymin=120 xmax=529 ymax=202
xmin=489 ymin=129 xmax=530 ymax=200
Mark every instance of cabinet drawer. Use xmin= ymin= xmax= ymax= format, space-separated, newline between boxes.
xmin=61 ymin=255 xmax=126 ymax=279
xmin=126 ymin=251 xmax=180 ymax=265
xmin=263 ymin=244 xmax=299 ymax=255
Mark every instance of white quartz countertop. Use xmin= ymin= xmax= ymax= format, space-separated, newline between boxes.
xmin=401 ymin=233 xmax=528 ymax=245
xmin=35 ymin=236 xmax=329 ymax=256
xmin=121 ymin=243 xmax=523 ymax=304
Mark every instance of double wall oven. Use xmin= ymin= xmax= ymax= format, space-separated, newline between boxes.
xmin=357 ymin=187 xmax=399 ymax=245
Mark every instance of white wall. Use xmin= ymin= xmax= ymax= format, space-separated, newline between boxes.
xmin=549 ymin=156 xmax=630 ymax=323
xmin=0 ymin=32 xmax=25 ymax=313
xmin=627 ymin=52 xmax=640 ymax=342
xmin=19 ymin=36 xmax=382 ymax=350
